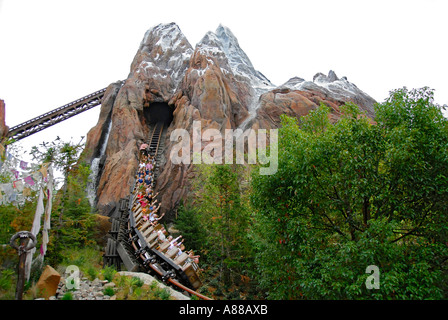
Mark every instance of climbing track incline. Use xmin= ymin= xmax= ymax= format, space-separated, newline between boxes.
xmin=104 ymin=123 xmax=212 ymax=300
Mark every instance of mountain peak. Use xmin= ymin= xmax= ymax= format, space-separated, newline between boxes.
xmin=215 ymin=24 xmax=238 ymax=44
xmin=214 ymin=25 xmax=274 ymax=90
xmin=139 ymin=22 xmax=192 ymax=52
xmin=197 ymin=30 xmax=223 ymax=50
xmin=130 ymin=22 xmax=193 ymax=95
xmin=87 ymin=22 xmax=379 ymax=218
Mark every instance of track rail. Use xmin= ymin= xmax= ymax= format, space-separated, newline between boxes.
xmin=148 ymin=122 xmax=163 ymax=157
xmin=7 ymin=81 xmax=124 ymax=142
xmin=104 ymin=123 xmax=212 ymax=300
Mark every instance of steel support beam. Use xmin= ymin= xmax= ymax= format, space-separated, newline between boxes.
xmin=7 ymin=87 xmax=108 ymax=142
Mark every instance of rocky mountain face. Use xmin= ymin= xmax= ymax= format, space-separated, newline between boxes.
xmin=84 ymin=22 xmax=377 ymax=218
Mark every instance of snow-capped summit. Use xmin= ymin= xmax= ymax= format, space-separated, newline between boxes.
xmin=130 ymin=22 xmax=194 ymax=92
xmin=195 ymin=30 xmax=229 ymax=69
xmin=128 ymin=23 xmax=376 ymax=118
xmin=195 ymin=25 xmax=275 ymax=96
xmin=281 ymin=70 xmax=376 ymax=117
xmin=215 ymin=25 xmax=274 ymax=90
xmin=137 ymin=22 xmax=193 ymax=57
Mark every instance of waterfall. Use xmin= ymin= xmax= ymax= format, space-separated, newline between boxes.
xmin=87 ymin=120 xmax=112 ymax=208
xmin=238 ymin=94 xmax=260 ymax=132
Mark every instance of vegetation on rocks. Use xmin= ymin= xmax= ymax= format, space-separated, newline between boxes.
xmin=176 ymin=87 xmax=448 ymax=300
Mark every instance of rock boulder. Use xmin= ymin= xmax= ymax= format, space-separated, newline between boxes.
xmin=36 ymin=265 xmax=61 ymax=300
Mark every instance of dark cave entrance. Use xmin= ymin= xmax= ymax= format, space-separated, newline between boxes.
xmin=144 ymin=102 xmax=173 ymax=126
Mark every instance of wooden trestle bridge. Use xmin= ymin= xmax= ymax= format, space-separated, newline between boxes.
xmin=7 ymin=83 xmax=210 ymax=300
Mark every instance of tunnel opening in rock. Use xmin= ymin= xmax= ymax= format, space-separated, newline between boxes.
xmin=144 ymin=102 xmax=173 ymax=126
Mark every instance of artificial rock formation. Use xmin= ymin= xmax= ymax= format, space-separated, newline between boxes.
xmin=0 ymin=99 xmax=9 ymax=140
xmin=36 ymin=265 xmax=61 ymax=300
xmin=84 ymin=22 xmax=377 ymax=218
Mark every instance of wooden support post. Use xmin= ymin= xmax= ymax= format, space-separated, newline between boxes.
xmin=15 ymin=237 xmax=27 ymax=300
xmin=9 ymin=231 xmax=36 ymax=300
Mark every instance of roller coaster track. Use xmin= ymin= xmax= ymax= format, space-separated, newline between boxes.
xmin=103 ymin=123 xmax=212 ymax=300
xmin=7 ymin=82 xmax=124 ymax=142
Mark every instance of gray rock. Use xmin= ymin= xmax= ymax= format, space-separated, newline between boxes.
xmin=328 ymin=70 xmax=339 ymax=82
xmin=104 ymin=282 xmax=116 ymax=288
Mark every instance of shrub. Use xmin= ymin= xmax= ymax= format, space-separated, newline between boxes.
xmin=130 ymin=276 xmax=144 ymax=288
xmin=101 ymin=266 xmax=116 ymax=282
xmin=103 ymin=286 xmax=115 ymax=297
xmin=61 ymin=292 xmax=73 ymax=300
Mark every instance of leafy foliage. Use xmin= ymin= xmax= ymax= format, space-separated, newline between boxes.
xmin=113 ymin=275 xmax=173 ymax=300
xmin=45 ymin=160 xmax=97 ymax=266
xmin=28 ymin=136 xmax=98 ymax=265
xmin=250 ymin=88 xmax=448 ymax=299
xmin=30 ymin=136 xmax=85 ymax=179
xmin=174 ymin=201 xmax=205 ymax=254
xmin=176 ymin=163 xmax=257 ymax=298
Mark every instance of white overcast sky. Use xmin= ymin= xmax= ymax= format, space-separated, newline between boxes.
xmin=0 ymin=0 xmax=447 ymax=161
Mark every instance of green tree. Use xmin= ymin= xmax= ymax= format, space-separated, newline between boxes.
xmin=250 ymin=88 xmax=448 ymax=299
xmin=29 ymin=137 xmax=96 ymax=265
xmin=174 ymin=201 xmax=205 ymax=255
xmin=30 ymin=136 xmax=86 ymax=230
xmin=177 ymin=163 xmax=254 ymax=295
